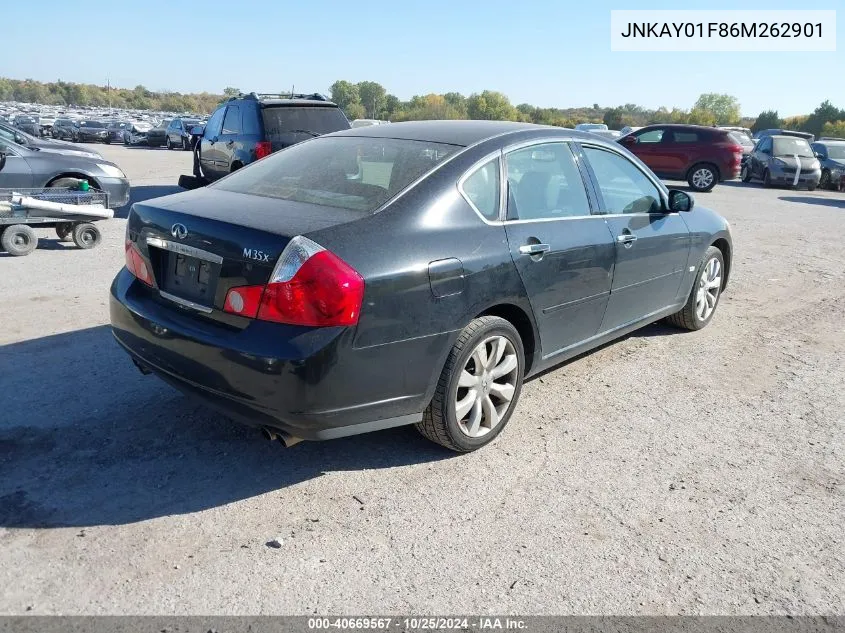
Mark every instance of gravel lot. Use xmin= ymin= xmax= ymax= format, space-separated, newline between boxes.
xmin=1 ymin=144 xmax=843 ymax=615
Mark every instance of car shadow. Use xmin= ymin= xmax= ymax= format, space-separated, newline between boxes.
xmin=526 ymin=321 xmax=681 ymax=383
xmin=0 ymin=326 xmax=450 ymax=529
xmin=114 ymin=185 xmax=183 ymax=218
xmin=779 ymin=195 xmax=845 ymax=209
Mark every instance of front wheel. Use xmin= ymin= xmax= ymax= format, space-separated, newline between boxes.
xmin=666 ymin=246 xmax=725 ymax=331
xmin=416 ymin=316 xmax=524 ymax=452
xmin=763 ymin=169 xmax=772 ymax=188
xmin=820 ymin=170 xmax=831 ymax=189
xmin=741 ymin=164 xmax=752 ymax=182
xmin=166 ymin=138 xmax=173 ymax=150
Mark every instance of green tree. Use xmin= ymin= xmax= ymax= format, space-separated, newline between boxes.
xmin=222 ymin=87 xmax=241 ymax=97
xmin=603 ymin=107 xmax=626 ymax=129
xmin=693 ymin=93 xmax=741 ymax=125
xmin=344 ymin=102 xmax=366 ymax=120
xmin=688 ymin=108 xmax=716 ymax=126
xmin=466 ymin=90 xmax=518 ymax=121
xmin=801 ymin=100 xmax=845 ymax=138
xmin=383 ymin=94 xmax=401 ymax=119
xmin=329 ymin=80 xmax=360 ymax=111
xmin=357 ymin=81 xmax=387 ymax=118
xmin=821 ymin=120 xmax=845 ymax=138
xmin=751 ymin=110 xmax=780 ymax=132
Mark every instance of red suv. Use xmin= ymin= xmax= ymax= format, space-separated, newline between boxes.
xmin=617 ymin=124 xmax=743 ymax=192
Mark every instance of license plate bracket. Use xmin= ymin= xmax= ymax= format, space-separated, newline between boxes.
xmin=162 ymin=252 xmax=218 ymax=306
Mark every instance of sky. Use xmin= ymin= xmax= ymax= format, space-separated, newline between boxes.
xmin=4 ymin=0 xmax=841 ymax=117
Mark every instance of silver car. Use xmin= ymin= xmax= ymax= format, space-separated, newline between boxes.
xmin=0 ymin=138 xmax=130 ymax=208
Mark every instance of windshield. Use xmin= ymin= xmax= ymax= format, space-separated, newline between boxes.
xmin=261 ymin=106 xmax=349 ymax=145
xmin=824 ymin=145 xmax=845 ymax=159
xmin=213 ymin=136 xmax=458 ymax=212
xmin=108 ymin=122 xmax=129 ymax=129
xmin=80 ymin=120 xmax=105 ymax=128
xmin=773 ymin=137 xmax=813 ymax=157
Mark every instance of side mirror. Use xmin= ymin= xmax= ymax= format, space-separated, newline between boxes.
xmin=619 ymin=135 xmax=636 ymax=145
xmin=668 ymin=189 xmax=694 ymax=213
xmin=14 ymin=134 xmax=24 ymax=144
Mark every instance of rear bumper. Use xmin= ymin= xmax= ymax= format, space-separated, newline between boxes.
xmin=109 ymin=269 xmax=437 ymax=440
xmin=98 ymin=177 xmax=131 ymax=208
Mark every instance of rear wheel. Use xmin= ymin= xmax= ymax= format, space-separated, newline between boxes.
xmin=166 ymin=137 xmax=173 ymax=150
xmin=182 ymin=137 xmax=189 ymax=150
xmin=763 ymin=169 xmax=772 ymax=188
xmin=55 ymin=223 xmax=73 ymax=241
xmin=687 ymin=163 xmax=717 ymax=192
xmin=740 ymin=163 xmax=752 ymax=182
xmin=1 ymin=224 xmax=38 ymax=256
xmin=48 ymin=177 xmax=87 ymax=190
xmin=666 ymin=246 xmax=724 ymax=331
xmin=416 ymin=316 xmax=524 ymax=452
xmin=72 ymin=223 xmax=101 ymax=249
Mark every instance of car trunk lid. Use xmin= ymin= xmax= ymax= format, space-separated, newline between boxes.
xmin=127 ymin=187 xmax=364 ymax=325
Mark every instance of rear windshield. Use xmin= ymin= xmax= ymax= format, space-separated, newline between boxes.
xmin=262 ymin=106 xmax=350 ymax=143
xmin=213 ymin=136 xmax=458 ymax=212
xmin=773 ymin=137 xmax=813 ymax=157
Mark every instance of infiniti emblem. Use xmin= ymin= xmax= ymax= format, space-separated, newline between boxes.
xmin=171 ymin=223 xmax=188 ymax=239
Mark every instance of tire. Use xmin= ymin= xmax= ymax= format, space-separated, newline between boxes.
xmin=72 ymin=223 xmax=101 ymax=249
xmin=807 ymin=182 xmax=817 ymax=192
xmin=820 ymin=170 xmax=831 ymax=190
xmin=48 ymin=177 xmax=87 ymax=190
xmin=104 ymin=138 xmax=111 ymax=145
xmin=415 ymin=316 xmax=525 ymax=452
xmin=763 ymin=169 xmax=772 ymax=188
xmin=182 ymin=137 xmax=189 ymax=151
xmin=740 ymin=164 xmax=752 ymax=183
xmin=1 ymin=224 xmax=38 ymax=256
xmin=55 ymin=223 xmax=73 ymax=241
xmin=687 ymin=163 xmax=718 ymax=192
xmin=665 ymin=246 xmax=725 ymax=331
xmin=166 ymin=137 xmax=173 ymax=150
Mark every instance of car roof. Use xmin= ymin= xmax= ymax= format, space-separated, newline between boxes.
xmin=326 ymin=119 xmax=599 ymax=146
xmin=770 ymin=135 xmax=811 ymax=141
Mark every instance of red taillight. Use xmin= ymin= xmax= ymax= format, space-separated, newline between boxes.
xmin=254 ymin=141 xmax=272 ymax=160
xmin=124 ymin=239 xmax=154 ymax=287
xmin=223 ymin=236 xmax=364 ymax=327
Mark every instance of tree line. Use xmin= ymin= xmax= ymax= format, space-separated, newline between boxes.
xmin=2 ymin=76 xmax=844 ymax=140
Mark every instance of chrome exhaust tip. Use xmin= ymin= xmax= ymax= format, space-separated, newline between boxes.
xmin=261 ymin=427 xmax=303 ymax=448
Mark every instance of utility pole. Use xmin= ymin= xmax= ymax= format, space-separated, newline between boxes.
xmin=107 ymin=78 xmax=111 ymax=112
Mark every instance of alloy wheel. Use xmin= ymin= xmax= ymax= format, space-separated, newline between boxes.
xmin=695 ymin=257 xmax=722 ymax=321
xmin=454 ymin=335 xmax=518 ymax=438
xmin=692 ymin=168 xmax=714 ymax=190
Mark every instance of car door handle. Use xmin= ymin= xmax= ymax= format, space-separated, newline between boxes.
xmin=616 ymin=234 xmax=638 ymax=244
xmin=519 ymin=243 xmax=550 ymax=255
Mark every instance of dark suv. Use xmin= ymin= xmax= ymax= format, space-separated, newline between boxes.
xmin=617 ymin=124 xmax=743 ymax=192
xmin=183 ymin=93 xmax=350 ymax=185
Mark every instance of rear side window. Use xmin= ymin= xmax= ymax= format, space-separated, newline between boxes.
xmin=213 ymin=137 xmax=458 ymax=213
xmin=460 ymin=158 xmax=500 ymax=221
xmin=261 ymin=106 xmax=349 ymax=144
xmin=583 ymin=147 xmax=662 ymax=215
xmin=672 ymin=131 xmax=699 ymax=143
xmin=222 ymin=106 xmax=241 ymax=134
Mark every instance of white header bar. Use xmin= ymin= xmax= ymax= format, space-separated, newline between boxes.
xmin=611 ymin=10 xmax=836 ymax=52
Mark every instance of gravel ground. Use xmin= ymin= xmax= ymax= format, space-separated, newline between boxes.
xmin=1 ymin=144 xmax=843 ymax=615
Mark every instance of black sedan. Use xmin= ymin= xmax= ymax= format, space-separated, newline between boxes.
xmin=145 ymin=120 xmax=171 ymax=147
xmin=111 ymin=121 xmax=733 ymax=452
xmin=77 ymin=120 xmax=110 ymax=143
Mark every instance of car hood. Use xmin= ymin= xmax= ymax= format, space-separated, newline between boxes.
xmin=34 ymin=146 xmax=103 ymax=159
xmin=79 ymin=127 xmax=107 ymax=133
